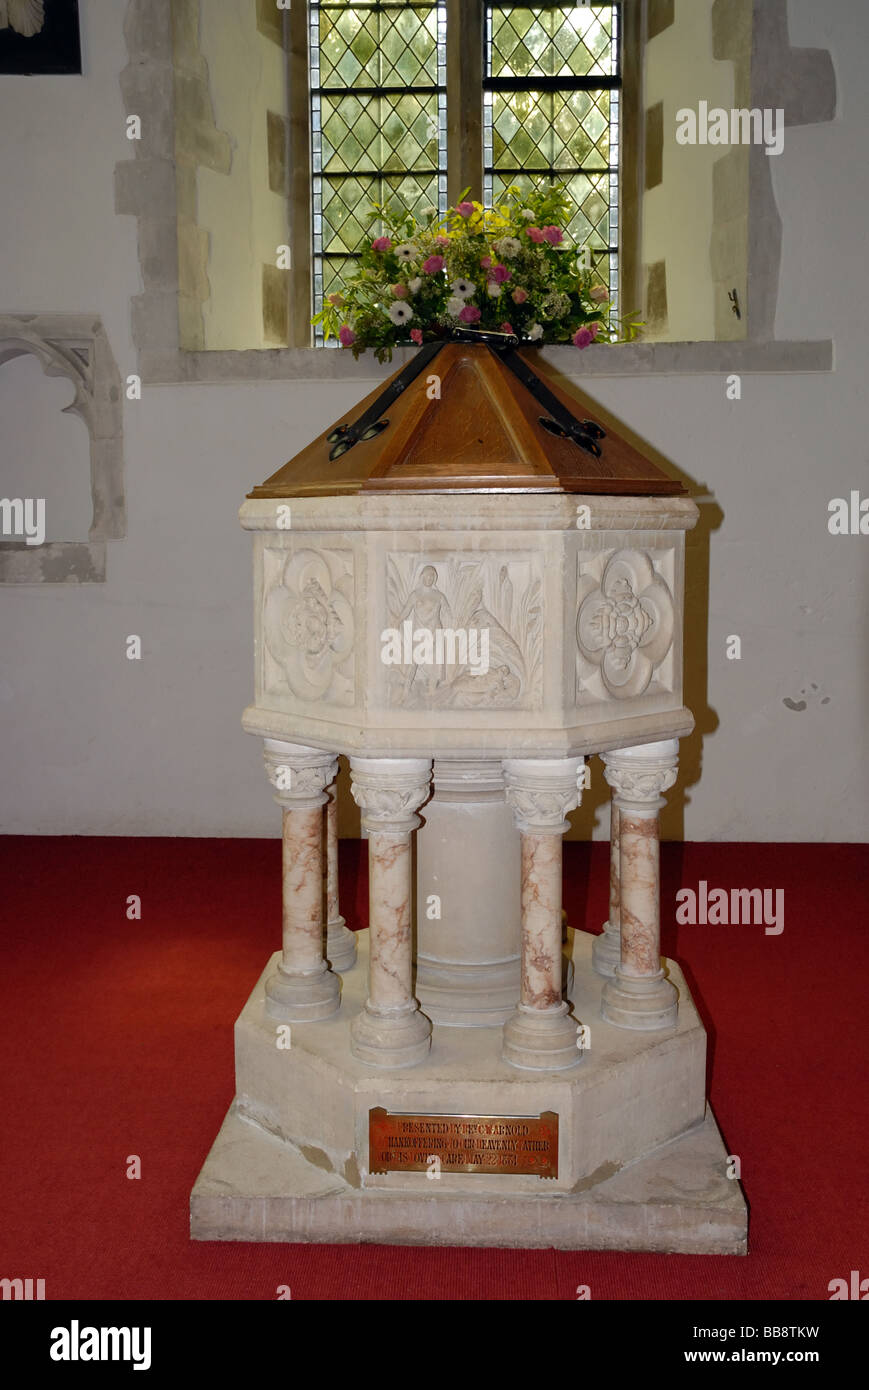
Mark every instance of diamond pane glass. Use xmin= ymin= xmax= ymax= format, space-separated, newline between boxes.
xmin=319 ymin=4 xmax=440 ymax=89
xmin=485 ymin=5 xmax=620 ymax=316
xmin=312 ymin=3 xmax=447 ymax=340
xmin=490 ymin=5 xmax=615 ymax=80
xmin=490 ymin=89 xmax=611 ymax=171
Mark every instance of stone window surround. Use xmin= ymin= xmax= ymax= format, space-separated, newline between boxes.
xmin=0 ymin=314 xmax=125 ymax=584
xmin=116 ymin=0 xmax=836 ymax=385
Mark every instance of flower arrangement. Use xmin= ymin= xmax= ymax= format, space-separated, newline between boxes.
xmin=312 ymin=183 xmax=640 ymax=363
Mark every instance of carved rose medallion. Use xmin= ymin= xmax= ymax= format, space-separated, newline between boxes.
xmin=264 ymin=550 xmax=354 ymax=703
xmin=576 ymin=549 xmax=674 ymax=699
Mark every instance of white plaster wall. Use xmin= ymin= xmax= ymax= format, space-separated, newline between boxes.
xmin=198 ymin=6 xmax=288 ymax=349
xmin=0 ymin=0 xmax=865 ymax=843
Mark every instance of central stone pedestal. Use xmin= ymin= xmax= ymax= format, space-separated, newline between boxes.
xmin=190 ymin=932 xmax=748 ymax=1252
xmin=415 ymin=760 xmax=521 ymax=1027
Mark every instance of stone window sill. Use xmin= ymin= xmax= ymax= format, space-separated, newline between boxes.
xmin=141 ymin=338 xmax=833 ymax=385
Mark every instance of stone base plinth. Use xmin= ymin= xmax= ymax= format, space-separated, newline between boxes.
xmin=229 ymin=932 xmax=708 ymax=1193
xmin=190 ymin=931 xmax=748 ymax=1251
xmin=191 ymin=1106 xmax=746 ymax=1253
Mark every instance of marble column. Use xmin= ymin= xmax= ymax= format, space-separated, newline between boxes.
xmin=415 ymin=759 xmax=521 ymax=1027
xmin=349 ymin=757 xmax=433 ymax=1068
xmin=600 ymin=739 xmax=679 ymax=1030
xmin=262 ymin=739 xmax=341 ymax=1023
xmin=592 ymin=785 xmax=621 ymax=978
xmin=324 ymin=770 xmax=357 ymax=973
xmin=501 ymin=757 xmax=585 ymax=1071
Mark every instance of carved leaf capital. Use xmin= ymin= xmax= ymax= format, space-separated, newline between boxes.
xmin=262 ymin=743 xmax=338 ymax=808
xmin=603 ymin=761 xmax=678 ymax=806
xmin=504 ymin=779 xmax=580 ymax=833
xmin=349 ymin=768 xmax=431 ymax=831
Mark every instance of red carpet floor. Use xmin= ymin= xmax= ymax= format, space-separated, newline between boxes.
xmin=0 ymin=836 xmax=866 ymax=1301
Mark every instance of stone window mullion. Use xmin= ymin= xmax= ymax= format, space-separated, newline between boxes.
xmin=286 ymin=1 xmax=315 ymax=349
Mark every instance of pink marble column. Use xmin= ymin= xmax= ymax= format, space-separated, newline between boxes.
xmin=324 ymin=772 xmax=357 ymax=973
xmin=600 ymin=739 xmax=680 ymax=1030
xmin=501 ymin=757 xmax=586 ymax=1071
xmin=261 ymin=740 xmax=341 ymax=1022
xmin=592 ymin=788 xmax=621 ymax=977
xmin=349 ymin=757 xmax=433 ymax=1068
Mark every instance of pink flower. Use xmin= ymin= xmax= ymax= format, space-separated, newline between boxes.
xmin=338 ymin=325 xmax=356 ymax=347
xmin=589 ymin=285 xmax=609 ymax=303
xmin=511 ymin=286 xmax=528 ymax=304
xmin=573 ymin=323 xmax=600 ymax=349
xmin=500 ymin=322 xmax=514 ymax=335
xmin=491 ymin=264 xmax=512 ymax=284
xmin=456 ymin=201 xmax=475 ymax=218
xmin=435 ymin=234 xmax=450 ymax=247
xmin=543 ymin=225 xmax=564 ymax=245
xmin=371 ymin=236 xmax=393 ymax=252
xmin=422 ymin=254 xmax=445 ymax=274
xmin=480 ymin=255 xmax=493 ymax=269
xmin=410 ymin=327 xmax=423 ymax=345
xmin=391 ymin=283 xmax=408 ymax=298
xmin=526 ymin=226 xmax=546 ymax=243
xmin=458 ymin=304 xmax=481 ymax=324
xmin=327 ymin=292 xmax=344 ymax=306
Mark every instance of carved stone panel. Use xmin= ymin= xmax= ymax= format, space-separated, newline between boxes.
xmin=383 ymin=553 xmax=543 ymax=711
xmin=576 ymin=547 xmax=676 ymax=703
xmin=0 ymin=313 xmax=124 ymax=583
xmin=262 ymin=547 xmax=355 ymax=706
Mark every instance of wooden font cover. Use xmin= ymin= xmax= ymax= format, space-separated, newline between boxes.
xmin=249 ymin=342 xmax=685 ymax=498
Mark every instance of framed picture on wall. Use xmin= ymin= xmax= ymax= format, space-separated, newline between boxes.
xmin=0 ymin=1 xmax=81 ymax=76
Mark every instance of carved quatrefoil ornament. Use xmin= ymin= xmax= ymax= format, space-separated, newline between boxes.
xmin=264 ymin=550 xmax=354 ymax=701
xmin=576 ymin=549 xmax=675 ymax=699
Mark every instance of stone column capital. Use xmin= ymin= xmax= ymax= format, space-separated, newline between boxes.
xmin=502 ymin=757 xmax=585 ymax=834
xmin=349 ymin=757 xmax=432 ymax=834
xmin=262 ymin=739 xmax=339 ymax=810
xmin=602 ymin=739 xmax=679 ymax=815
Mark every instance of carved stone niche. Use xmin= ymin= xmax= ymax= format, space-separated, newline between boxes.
xmin=0 ymin=314 xmax=125 ymax=583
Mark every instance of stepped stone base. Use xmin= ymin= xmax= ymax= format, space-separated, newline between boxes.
xmin=191 ymin=1106 xmax=746 ymax=1253
xmin=190 ymin=930 xmax=748 ymax=1252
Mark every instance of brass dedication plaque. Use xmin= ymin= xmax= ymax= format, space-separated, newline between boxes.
xmin=369 ymin=1108 xmax=558 ymax=1178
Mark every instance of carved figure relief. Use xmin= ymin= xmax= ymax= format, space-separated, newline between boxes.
xmin=385 ymin=554 xmax=542 ymax=710
xmin=263 ymin=548 xmax=355 ymax=705
xmin=576 ymin=548 xmax=675 ymax=700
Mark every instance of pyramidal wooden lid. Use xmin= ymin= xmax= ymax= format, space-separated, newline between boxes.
xmin=249 ymin=342 xmax=685 ymax=498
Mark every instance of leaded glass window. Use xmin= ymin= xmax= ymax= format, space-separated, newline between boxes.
xmin=483 ymin=3 xmax=621 ymax=313
xmin=309 ymin=1 xmax=448 ymax=335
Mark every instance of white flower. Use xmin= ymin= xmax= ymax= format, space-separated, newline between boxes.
xmin=486 ymin=281 xmax=502 ymax=298
xmin=528 ymin=322 xmax=544 ymax=340
xmin=408 ymin=277 xmax=423 ymax=294
xmin=494 ymin=236 xmax=521 ymax=259
xmin=387 ymin=302 xmax=414 ymax=325
xmin=540 ymin=289 xmax=571 ymax=320
xmin=451 ymin=278 xmax=475 ymax=299
xmin=395 ymin=243 xmax=416 ymax=263
xmin=521 ymin=208 xmax=536 ymax=220
xmin=446 ymin=296 xmax=465 ymax=317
